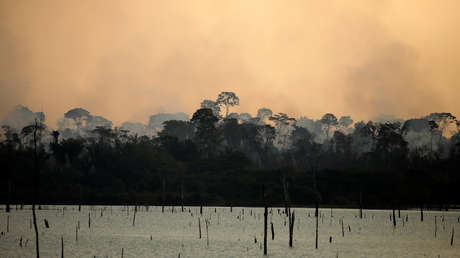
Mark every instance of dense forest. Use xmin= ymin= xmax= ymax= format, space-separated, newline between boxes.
xmin=1 ymin=92 xmax=460 ymax=209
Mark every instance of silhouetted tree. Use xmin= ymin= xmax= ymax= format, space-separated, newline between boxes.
xmin=222 ymin=118 xmax=242 ymax=150
xmin=270 ymin=113 xmax=296 ymax=150
xmin=338 ymin=116 xmax=353 ymax=133
xmin=159 ymin=120 xmax=195 ymax=142
xmin=191 ymin=108 xmax=220 ymax=158
xmin=256 ymin=124 xmax=276 ymax=167
xmin=332 ymin=131 xmax=353 ymax=165
xmin=216 ymin=92 xmax=240 ymax=118
xmin=200 ymin=100 xmax=222 ymax=119
xmin=320 ymin=113 xmax=338 ymax=144
xmin=375 ymin=122 xmax=408 ymax=168
xmin=256 ymin=108 xmax=273 ymax=124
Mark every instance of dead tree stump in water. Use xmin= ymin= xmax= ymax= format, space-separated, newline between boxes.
xmin=420 ymin=204 xmax=424 ymax=222
xmin=341 ymin=218 xmax=344 ymax=237
xmin=392 ymin=208 xmax=396 ymax=227
xmin=289 ymin=211 xmax=295 ymax=248
xmin=434 ymin=216 xmax=437 ymax=238
xmin=6 ymin=180 xmax=11 ymax=213
xmin=205 ymin=218 xmax=209 ymax=247
xmin=315 ymin=201 xmax=319 ymax=249
xmin=198 ymin=217 xmax=202 ymax=239
xmin=132 ymin=207 xmax=136 ymax=227
xmin=162 ymin=178 xmax=166 ymax=213
xmin=271 ymin=222 xmax=274 ymax=240
xmin=263 ymin=184 xmax=268 ymax=255
xmin=180 ymin=181 xmax=184 ymax=213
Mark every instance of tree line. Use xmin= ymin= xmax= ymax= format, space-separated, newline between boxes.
xmin=1 ymin=92 xmax=459 ymax=209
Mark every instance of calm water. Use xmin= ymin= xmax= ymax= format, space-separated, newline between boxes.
xmin=0 ymin=206 xmax=459 ymax=257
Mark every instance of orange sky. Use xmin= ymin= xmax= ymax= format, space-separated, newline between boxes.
xmin=1 ymin=0 xmax=459 ymax=126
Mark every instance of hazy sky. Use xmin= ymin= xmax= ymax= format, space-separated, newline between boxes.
xmin=1 ymin=0 xmax=459 ymax=126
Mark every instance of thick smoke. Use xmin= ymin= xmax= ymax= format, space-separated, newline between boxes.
xmin=1 ymin=105 xmax=45 ymax=131
xmin=1 ymin=1 xmax=459 ymax=125
xmin=147 ymin=112 xmax=189 ymax=133
xmin=119 ymin=122 xmax=152 ymax=137
xmin=2 ymin=103 xmax=459 ymax=159
xmin=57 ymin=107 xmax=113 ymax=138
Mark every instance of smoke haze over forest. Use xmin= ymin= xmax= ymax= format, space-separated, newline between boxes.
xmin=1 ymin=0 xmax=460 ymax=125
xmin=3 ymin=3 xmax=460 ymax=258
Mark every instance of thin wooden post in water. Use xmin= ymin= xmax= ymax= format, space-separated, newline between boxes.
xmin=264 ymin=204 xmax=268 ymax=255
xmin=451 ymin=227 xmax=455 ymax=246
xmin=32 ymin=120 xmax=41 ymax=258
xmin=271 ymin=222 xmax=274 ymax=240
xmin=6 ymin=181 xmax=11 ymax=213
xmin=392 ymin=208 xmax=396 ymax=227
xmin=289 ymin=211 xmax=295 ymax=248
xmin=61 ymin=236 xmax=64 ymax=258
xmin=205 ymin=219 xmax=209 ymax=247
xmin=420 ymin=204 xmax=424 ymax=222
xmin=263 ymin=184 xmax=267 ymax=255
xmin=121 ymin=248 xmax=124 ymax=258
xmin=359 ymin=192 xmax=363 ymax=219
xmin=435 ymin=216 xmax=437 ymax=238
xmin=162 ymin=178 xmax=166 ymax=213
xmin=180 ymin=181 xmax=184 ymax=212
xmin=78 ymin=186 xmax=81 ymax=212
xmin=132 ymin=206 xmax=136 ymax=227
xmin=198 ymin=217 xmax=201 ymax=239
xmin=341 ymin=218 xmax=344 ymax=237
xmin=315 ymin=201 xmax=319 ymax=249
xmin=88 ymin=212 xmax=91 ymax=228
xmin=7 ymin=215 xmax=9 ymax=233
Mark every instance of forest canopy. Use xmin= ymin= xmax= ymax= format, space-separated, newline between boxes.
xmin=1 ymin=92 xmax=459 ymax=209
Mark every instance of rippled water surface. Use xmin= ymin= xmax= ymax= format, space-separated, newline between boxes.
xmin=0 ymin=206 xmax=459 ymax=257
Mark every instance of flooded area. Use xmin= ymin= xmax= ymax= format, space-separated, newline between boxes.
xmin=1 ymin=206 xmax=459 ymax=257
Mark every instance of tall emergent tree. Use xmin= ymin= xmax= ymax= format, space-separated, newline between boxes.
xmin=269 ymin=113 xmax=296 ymax=150
xmin=216 ymin=92 xmax=240 ymax=118
xmin=320 ymin=113 xmax=338 ymax=144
